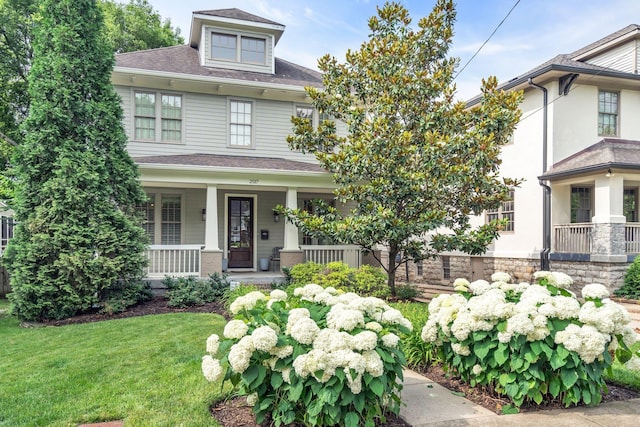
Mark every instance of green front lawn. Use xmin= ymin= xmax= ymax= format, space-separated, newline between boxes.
xmin=0 ymin=310 xmax=226 ymax=426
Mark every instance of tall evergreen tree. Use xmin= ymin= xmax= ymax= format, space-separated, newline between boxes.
xmin=4 ymin=0 xmax=148 ymax=321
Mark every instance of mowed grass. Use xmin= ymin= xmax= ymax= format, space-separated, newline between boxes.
xmin=606 ymin=342 xmax=640 ymax=391
xmin=0 ymin=304 xmax=226 ymax=427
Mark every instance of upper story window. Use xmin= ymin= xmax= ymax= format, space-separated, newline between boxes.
xmin=295 ymin=105 xmax=314 ymax=127
xmin=571 ymin=186 xmax=592 ymax=223
xmin=486 ymin=189 xmax=515 ymax=232
xmin=212 ymin=32 xmax=266 ymax=65
xmin=229 ymin=100 xmax=253 ymax=147
xmin=598 ymin=90 xmax=618 ymax=136
xmin=134 ymin=91 xmax=182 ymax=143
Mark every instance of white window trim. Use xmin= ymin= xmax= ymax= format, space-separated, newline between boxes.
xmin=227 ymin=98 xmax=255 ymax=149
xmin=486 ymin=189 xmax=515 ymax=233
xmin=132 ymin=89 xmax=184 ymax=144
xmin=597 ymin=89 xmax=619 ymax=137
xmin=209 ymin=29 xmax=268 ymax=65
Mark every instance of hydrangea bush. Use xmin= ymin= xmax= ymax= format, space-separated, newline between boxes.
xmin=421 ymin=271 xmax=640 ymax=412
xmin=202 ymin=284 xmax=413 ymax=427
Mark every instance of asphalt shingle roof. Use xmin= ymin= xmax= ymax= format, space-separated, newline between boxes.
xmin=540 ymin=139 xmax=640 ymax=180
xmin=134 ymin=153 xmax=326 ymax=173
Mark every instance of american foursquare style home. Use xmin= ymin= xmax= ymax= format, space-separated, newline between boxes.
xmin=420 ymin=23 xmax=640 ymax=291
xmin=112 ymin=8 xmax=638 ymax=291
xmin=112 ymin=8 xmax=355 ymax=279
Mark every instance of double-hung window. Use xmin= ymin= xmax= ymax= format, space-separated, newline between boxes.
xmin=486 ymin=189 xmax=515 ymax=231
xmin=137 ymin=194 xmax=182 ymax=245
xmin=598 ymin=90 xmax=618 ymax=136
xmin=295 ymin=105 xmax=314 ymax=127
xmin=134 ymin=91 xmax=182 ymax=143
xmin=212 ymin=32 xmax=266 ymax=64
xmin=229 ymin=100 xmax=253 ymax=147
xmin=624 ymin=188 xmax=638 ymax=222
xmin=571 ymin=187 xmax=592 ymax=223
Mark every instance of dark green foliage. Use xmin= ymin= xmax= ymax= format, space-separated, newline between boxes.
xmin=4 ymin=0 xmax=148 ymax=321
xmin=281 ymin=266 xmax=292 ymax=286
xmin=393 ymin=302 xmax=438 ymax=369
xmin=164 ymin=273 xmax=230 ymax=308
xmin=395 ymin=284 xmax=419 ymax=301
xmin=99 ymin=280 xmax=152 ymax=314
xmin=615 ymin=255 xmax=640 ymax=299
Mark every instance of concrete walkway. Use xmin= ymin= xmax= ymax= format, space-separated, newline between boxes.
xmin=400 ymin=370 xmax=640 ymax=427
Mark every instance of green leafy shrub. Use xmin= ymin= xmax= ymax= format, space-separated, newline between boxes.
xmin=421 ymin=272 xmax=640 ymax=413
xmin=289 ymin=262 xmax=323 ymax=285
xmin=207 ymin=272 xmax=231 ymax=299
xmin=615 ymin=255 xmax=640 ymax=300
xmin=289 ymin=261 xmax=389 ymax=298
xmin=99 ymin=280 xmax=153 ymax=315
xmin=202 ymin=284 xmax=412 ymax=426
xmin=395 ymin=284 xmax=418 ymax=301
xmin=164 ymin=276 xmax=213 ymax=308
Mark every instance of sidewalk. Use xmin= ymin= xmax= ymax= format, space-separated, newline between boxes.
xmin=400 ymin=369 xmax=640 ymax=427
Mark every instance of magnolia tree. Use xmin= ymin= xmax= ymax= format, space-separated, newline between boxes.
xmin=202 ymin=285 xmax=412 ymax=426
xmin=422 ymin=271 xmax=640 ymax=413
xmin=283 ymin=0 xmax=523 ymax=295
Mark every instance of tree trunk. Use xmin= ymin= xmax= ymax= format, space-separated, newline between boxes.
xmin=387 ymin=247 xmax=398 ymax=296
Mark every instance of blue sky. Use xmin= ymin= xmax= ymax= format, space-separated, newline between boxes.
xmin=148 ymin=0 xmax=640 ymax=100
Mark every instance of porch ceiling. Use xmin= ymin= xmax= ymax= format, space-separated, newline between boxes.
xmin=539 ymin=138 xmax=640 ymax=181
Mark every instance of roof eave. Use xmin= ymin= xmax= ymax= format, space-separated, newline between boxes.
xmin=538 ymin=162 xmax=640 ymax=181
xmin=189 ymin=13 xmax=285 ymax=48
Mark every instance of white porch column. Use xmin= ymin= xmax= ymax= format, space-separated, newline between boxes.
xmin=593 ymin=174 xmax=625 ymax=224
xmin=204 ymin=184 xmax=220 ymax=251
xmin=284 ymin=187 xmax=299 ymax=250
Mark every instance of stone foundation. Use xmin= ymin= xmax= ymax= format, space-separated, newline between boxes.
xmin=201 ymin=250 xmax=223 ymax=277
xmin=280 ymin=250 xmax=304 ymax=272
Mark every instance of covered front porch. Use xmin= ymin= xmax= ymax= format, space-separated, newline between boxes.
xmin=135 ymin=154 xmax=365 ymax=278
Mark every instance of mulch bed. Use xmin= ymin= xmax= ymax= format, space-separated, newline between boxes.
xmin=40 ymin=297 xmax=639 ymax=426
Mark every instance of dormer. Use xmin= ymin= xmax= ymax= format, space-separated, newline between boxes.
xmin=189 ymin=8 xmax=285 ymax=75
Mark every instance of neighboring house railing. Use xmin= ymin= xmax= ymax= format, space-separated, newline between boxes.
xmin=626 ymin=223 xmax=640 ymax=253
xmin=553 ymin=223 xmax=593 ymax=253
xmin=145 ymin=244 xmax=202 ymax=277
xmin=301 ymin=245 xmax=362 ymax=268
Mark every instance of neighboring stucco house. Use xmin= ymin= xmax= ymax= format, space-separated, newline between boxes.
xmin=419 ymin=24 xmax=640 ymax=290
xmin=112 ymin=9 xmax=356 ymax=278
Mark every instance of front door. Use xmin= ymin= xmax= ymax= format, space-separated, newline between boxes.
xmin=228 ymin=197 xmax=253 ymax=269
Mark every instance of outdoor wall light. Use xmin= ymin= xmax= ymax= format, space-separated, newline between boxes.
xmin=273 ymin=209 xmax=280 ymax=223
xmin=201 ymin=208 xmax=206 ymax=221
xmin=606 ymin=168 xmax=613 ymax=178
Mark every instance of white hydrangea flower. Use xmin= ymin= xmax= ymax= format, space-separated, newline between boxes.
xmin=451 ymin=343 xmax=471 ymax=356
xmin=293 ymin=283 xmax=325 ymax=300
xmin=269 ymin=345 xmax=293 ymax=359
xmin=351 ymin=330 xmax=378 ymax=351
xmin=229 ymin=291 xmax=267 ymax=315
xmin=555 ymin=324 xmax=608 ymax=363
xmin=290 ymin=317 xmax=321 ymax=344
xmin=581 ymin=283 xmax=610 ymax=300
xmin=336 ymin=292 xmax=360 ymax=305
xmin=453 ymin=278 xmax=470 ymax=292
xmin=579 ymin=300 xmax=630 ymax=335
xmin=497 ymin=331 xmax=512 ymax=343
xmin=625 ymin=355 xmax=640 ymax=371
xmin=622 ymin=326 xmax=638 ymax=348
xmin=270 ymin=289 xmax=288 ymax=301
xmin=285 ymin=307 xmax=311 ymax=334
xmin=313 ymin=328 xmax=352 ymax=352
xmin=224 ymin=320 xmax=249 ymax=339
xmin=365 ymin=321 xmax=383 ymax=332
xmin=206 ymin=334 xmax=220 ymax=355
xmin=292 ymin=349 xmax=334 ymax=382
xmin=326 ymin=304 xmax=365 ymax=331
xmin=379 ymin=307 xmax=413 ymax=331
xmin=421 ymin=319 xmax=438 ymax=343
xmin=507 ymin=312 xmax=534 ymax=336
xmin=251 ymin=325 xmax=279 ymax=352
xmin=202 ymin=355 xmax=223 ymax=382
xmin=381 ymin=333 xmax=400 ymax=348
xmin=246 ymin=392 xmax=258 ymax=407
xmin=314 ymin=291 xmax=339 ymax=306
xmin=491 ymin=272 xmax=511 ymax=283
xmin=472 ymin=364 xmax=483 ymax=375
xmin=468 ymin=280 xmax=493 ymax=295
xmin=281 ymin=367 xmax=292 ymax=384
xmin=362 ymin=350 xmax=384 ymax=377
xmin=228 ymin=336 xmax=255 ymax=373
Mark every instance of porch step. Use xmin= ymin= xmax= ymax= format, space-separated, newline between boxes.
xmin=415 ymin=284 xmax=454 ymax=301
xmin=225 ymin=272 xmax=286 ymax=287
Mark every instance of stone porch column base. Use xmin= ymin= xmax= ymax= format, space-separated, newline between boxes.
xmin=201 ymin=250 xmax=223 ymax=277
xmin=280 ymin=250 xmax=304 ymax=271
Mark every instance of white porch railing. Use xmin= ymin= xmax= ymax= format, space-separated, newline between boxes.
xmin=145 ymin=244 xmax=202 ymax=277
xmin=301 ymin=245 xmax=362 ymax=268
xmin=626 ymin=223 xmax=640 ymax=253
xmin=553 ymin=223 xmax=593 ymax=253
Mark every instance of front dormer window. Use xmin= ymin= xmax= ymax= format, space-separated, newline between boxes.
xmin=211 ymin=32 xmax=266 ymax=65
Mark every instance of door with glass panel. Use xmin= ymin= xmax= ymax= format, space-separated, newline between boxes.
xmin=228 ymin=197 xmax=253 ymax=268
